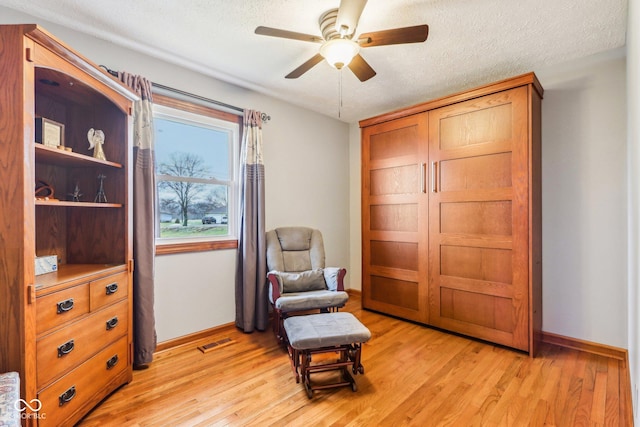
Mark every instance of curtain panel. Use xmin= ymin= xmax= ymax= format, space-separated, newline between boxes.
xmin=118 ymin=72 xmax=157 ymax=366
xmin=235 ymin=110 xmax=268 ymax=332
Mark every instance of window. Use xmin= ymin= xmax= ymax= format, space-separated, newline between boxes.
xmin=152 ymin=94 xmax=241 ymax=254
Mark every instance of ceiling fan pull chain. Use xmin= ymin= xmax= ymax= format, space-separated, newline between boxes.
xmin=338 ymin=70 xmax=343 ymax=118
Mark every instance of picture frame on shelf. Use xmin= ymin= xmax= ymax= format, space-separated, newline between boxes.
xmin=35 ymin=117 xmax=65 ymax=148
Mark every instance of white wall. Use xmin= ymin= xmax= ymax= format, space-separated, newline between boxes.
xmin=0 ymin=7 xmax=350 ymax=342
xmin=627 ymin=0 xmax=640 ymax=419
xmin=537 ymin=51 xmax=628 ymax=348
xmin=348 ymin=123 xmax=362 ymax=291
xmin=348 ymin=50 xmax=629 ymax=349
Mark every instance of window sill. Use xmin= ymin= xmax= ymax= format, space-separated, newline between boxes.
xmin=156 ymin=239 xmax=238 ymax=255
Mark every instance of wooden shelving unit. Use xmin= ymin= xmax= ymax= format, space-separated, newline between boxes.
xmin=0 ymin=24 xmax=138 ymax=426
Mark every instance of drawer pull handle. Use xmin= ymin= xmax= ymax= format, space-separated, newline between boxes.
xmin=106 ymin=354 xmax=119 ymax=370
xmin=57 ymin=339 xmax=75 ymax=357
xmin=56 ymin=298 xmax=74 ymax=314
xmin=58 ymin=385 xmax=76 ymax=406
xmin=106 ymin=316 xmax=119 ymax=331
xmin=105 ymin=283 xmax=118 ymax=295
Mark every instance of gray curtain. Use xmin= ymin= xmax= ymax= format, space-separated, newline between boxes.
xmin=235 ymin=110 xmax=268 ymax=332
xmin=118 ymin=72 xmax=157 ymax=366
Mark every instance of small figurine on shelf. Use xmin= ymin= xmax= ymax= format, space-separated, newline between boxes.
xmin=35 ymin=179 xmax=57 ymax=201
xmin=94 ymin=174 xmax=107 ymax=203
xmin=68 ymin=183 xmax=82 ymax=202
xmin=87 ymin=128 xmax=107 ymax=161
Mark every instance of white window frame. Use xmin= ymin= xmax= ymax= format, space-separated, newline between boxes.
xmin=152 ymin=101 xmax=240 ymax=249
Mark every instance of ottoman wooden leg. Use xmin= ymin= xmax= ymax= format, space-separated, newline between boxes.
xmin=286 ymin=344 xmax=301 ymax=383
xmin=350 ymin=343 xmax=365 ymax=374
xmin=302 ymin=352 xmax=313 ymax=398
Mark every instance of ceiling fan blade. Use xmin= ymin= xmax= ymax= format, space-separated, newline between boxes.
xmin=348 ymin=54 xmax=376 ymax=82
xmin=358 ymin=25 xmax=429 ymax=47
xmin=285 ymin=53 xmax=325 ymax=79
xmin=336 ymin=0 xmax=368 ymax=37
xmin=255 ymin=26 xmax=323 ymax=43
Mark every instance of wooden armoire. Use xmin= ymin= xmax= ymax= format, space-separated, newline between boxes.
xmin=360 ymin=73 xmax=543 ymax=355
xmin=0 ymin=24 xmax=137 ymax=425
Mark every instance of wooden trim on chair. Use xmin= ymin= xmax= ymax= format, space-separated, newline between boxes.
xmin=541 ymin=331 xmax=628 ymax=361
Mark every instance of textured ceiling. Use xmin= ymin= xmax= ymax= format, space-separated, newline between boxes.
xmin=0 ymin=0 xmax=628 ymax=123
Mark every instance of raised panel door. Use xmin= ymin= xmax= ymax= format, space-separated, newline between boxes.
xmin=428 ymin=86 xmax=530 ymax=351
xmin=362 ymin=113 xmax=429 ymax=322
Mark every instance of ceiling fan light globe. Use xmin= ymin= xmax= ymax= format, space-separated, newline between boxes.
xmin=320 ymin=38 xmax=360 ymax=69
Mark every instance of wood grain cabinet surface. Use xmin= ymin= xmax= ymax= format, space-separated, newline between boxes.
xmin=0 ymin=24 xmax=137 ymax=426
xmin=360 ymin=73 xmax=543 ymax=355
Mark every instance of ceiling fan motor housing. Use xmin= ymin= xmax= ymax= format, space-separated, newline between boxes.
xmin=320 ymin=9 xmax=344 ymax=41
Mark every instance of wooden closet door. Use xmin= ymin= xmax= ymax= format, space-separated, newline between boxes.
xmin=428 ymin=86 xmax=530 ymax=351
xmin=361 ymin=113 xmax=429 ymax=323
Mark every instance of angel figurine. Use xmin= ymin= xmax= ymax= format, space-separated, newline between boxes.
xmin=87 ymin=128 xmax=107 ymax=161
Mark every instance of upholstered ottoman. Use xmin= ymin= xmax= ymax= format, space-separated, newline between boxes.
xmin=283 ymin=312 xmax=371 ymax=398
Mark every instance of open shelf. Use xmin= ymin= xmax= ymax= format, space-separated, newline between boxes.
xmin=35 ymin=199 xmax=122 ymax=208
xmin=35 ymin=143 xmax=123 ymax=169
xmin=34 ymin=263 xmax=127 ymax=292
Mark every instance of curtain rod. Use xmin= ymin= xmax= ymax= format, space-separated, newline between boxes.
xmin=100 ymin=65 xmax=271 ymax=123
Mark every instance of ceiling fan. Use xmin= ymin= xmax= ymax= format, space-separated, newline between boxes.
xmin=255 ymin=0 xmax=429 ymax=82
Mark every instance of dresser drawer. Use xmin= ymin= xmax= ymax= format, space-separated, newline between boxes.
xmin=90 ymin=272 xmax=128 ymax=311
xmin=37 ymin=335 xmax=128 ymax=427
xmin=36 ymin=284 xmax=90 ymax=336
xmin=37 ymin=299 xmax=128 ymax=389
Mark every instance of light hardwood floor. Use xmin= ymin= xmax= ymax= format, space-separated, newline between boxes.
xmin=79 ymin=296 xmax=631 ymax=426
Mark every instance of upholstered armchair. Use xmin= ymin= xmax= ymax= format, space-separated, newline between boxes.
xmin=266 ymin=227 xmax=349 ymax=341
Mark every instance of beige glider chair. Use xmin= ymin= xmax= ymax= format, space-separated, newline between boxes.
xmin=266 ymin=227 xmax=349 ymax=341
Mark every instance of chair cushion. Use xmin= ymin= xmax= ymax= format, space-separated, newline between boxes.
xmin=323 ymin=267 xmax=341 ymax=291
xmin=275 ymin=290 xmax=349 ymax=312
xmin=275 ymin=227 xmax=313 ymax=251
xmin=276 ymin=269 xmax=327 ymax=293
xmin=266 ymin=228 xmax=326 ymax=272
xmin=284 ymin=312 xmax=371 ymax=350
xmin=282 ymin=252 xmax=313 ymax=273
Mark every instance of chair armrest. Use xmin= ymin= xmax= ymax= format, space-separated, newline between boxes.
xmin=324 ymin=267 xmax=347 ymax=292
xmin=337 ymin=268 xmax=346 ymax=291
xmin=267 ymin=272 xmax=281 ymax=303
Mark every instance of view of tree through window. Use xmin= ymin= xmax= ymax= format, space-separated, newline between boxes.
xmin=154 ymin=105 xmax=238 ymax=241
